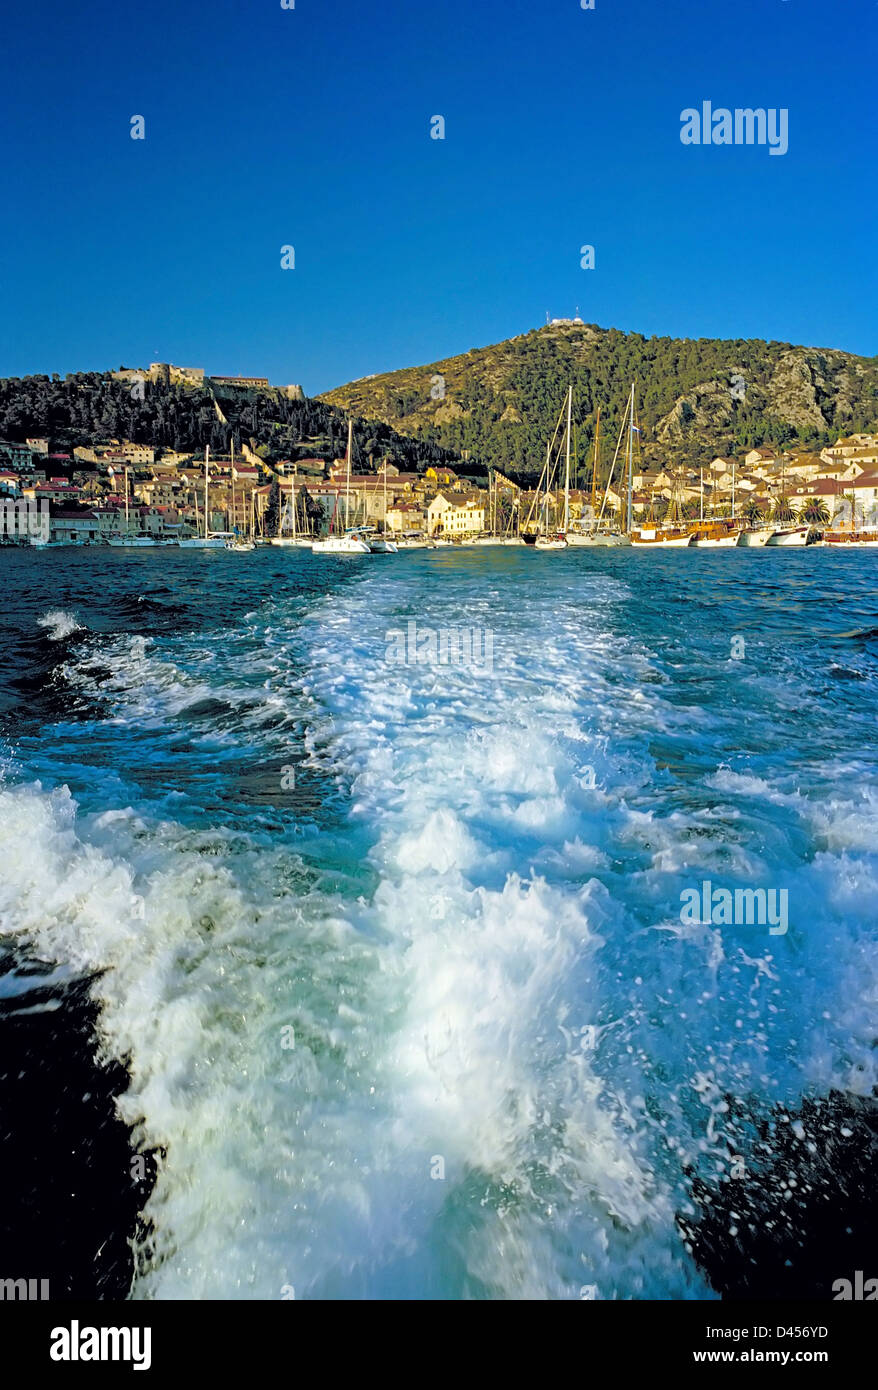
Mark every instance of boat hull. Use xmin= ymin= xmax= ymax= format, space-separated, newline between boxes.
xmin=630 ymin=532 xmax=692 ymax=548
xmin=736 ymin=528 xmax=774 ymax=547
xmin=311 ymin=537 xmax=371 ymax=554
xmin=766 ymin=528 xmax=809 ymax=547
xmin=566 ymin=532 xmax=631 ymax=547
xmin=822 ymin=531 xmax=878 ymax=548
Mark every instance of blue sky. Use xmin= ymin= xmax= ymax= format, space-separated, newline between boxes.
xmin=1 ymin=0 xmax=875 ymax=394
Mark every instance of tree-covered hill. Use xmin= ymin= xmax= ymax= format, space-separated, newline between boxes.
xmin=0 ymin=373 xmax=463 ymax=473
xmin=319 ymin=322 xmax=878 ymax=479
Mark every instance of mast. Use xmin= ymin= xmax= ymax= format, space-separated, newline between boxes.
xmin=345 ymin=420 xmax=353 ymax=530
xmin=731 ymin=457 xmax=736 ymax=521
xmin=591 ymin=408 xmax=600 ymax=519
xmin=124 ymin=465 xmax=129 ymax=534
xmin=700 ymin=467 xmax=704 ymax=523
xmin=231 ymin=445 xmax=237 ymax=537
xmin=204 ymin=445 xmax=210 ymax=539
xmin=292 ymin=466 xmax=298 ymax=541
xmin=626 ymin=384 xmax=635 ymax=535
xmin=564 ymin=385 xmax=572 ymax=533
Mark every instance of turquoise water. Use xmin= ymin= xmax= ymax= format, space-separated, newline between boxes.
xmin=0 ymin=546 xmax=875 ymax=1298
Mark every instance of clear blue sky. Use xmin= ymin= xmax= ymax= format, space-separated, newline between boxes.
xmin=1 ymin=0 xmax=875 ymax=394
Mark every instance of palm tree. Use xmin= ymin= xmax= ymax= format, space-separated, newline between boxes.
xmin=742 ymin=497 xmax=765 ymax=526
xmin=801 ymin=497 xmax=830 ymax=526
xmin=770 ymin=495 xmax=796 ymax=524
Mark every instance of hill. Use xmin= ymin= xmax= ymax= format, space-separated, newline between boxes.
xmin=318 ymin=322 xmax=878 ymax=480
xmin=0 ymin=373 xmax=463 ymax=474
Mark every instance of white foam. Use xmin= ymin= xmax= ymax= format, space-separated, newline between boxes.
xmin=38 ymin=608 xmax=83 ymax=641
xmin=5 ymin=556 xmax=875 ymax=1300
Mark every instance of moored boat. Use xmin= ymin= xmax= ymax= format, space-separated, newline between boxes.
xmin=629 ymin=526 xmax=693 ymax=548
xmin=822 ymin=529 xmax=878 ymax=548
xmin=736 ymin=527 xmax=774 ymax=547
xmin=311 ymin=422 xmax=373 ymax=555
xmin=766 ymin=526 xmax=809 ymax=547
xmin=566 ymin=528 xmax=631 ymax=547
xmin=688 ymin=521 xmax=741 ymax=548
xmin=312 ymin=532 xmax=371 ymax=554
xmin=179 ymin=534 xmax=231 ymax=549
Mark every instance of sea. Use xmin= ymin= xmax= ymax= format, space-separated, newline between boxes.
xmin=0 ymin=545 xmax=875 ymax=1301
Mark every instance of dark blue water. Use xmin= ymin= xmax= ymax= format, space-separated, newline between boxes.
xmin=0 ymin=546 xmax=875 ymax=1298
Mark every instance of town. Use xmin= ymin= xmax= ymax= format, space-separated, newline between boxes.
xmin=0 ymin=363 xmax=877 ymax=549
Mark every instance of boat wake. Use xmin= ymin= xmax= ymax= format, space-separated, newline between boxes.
xmin=0 ymin=554 xmax=875 ymax=1298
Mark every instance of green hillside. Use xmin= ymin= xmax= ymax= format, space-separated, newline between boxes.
xmin=319 ymin=322 xmax=878 ymax=479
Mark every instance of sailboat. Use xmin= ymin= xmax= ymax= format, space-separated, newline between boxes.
xmin=532 ymin=388 xmax=571 ymax=549
xmin=312 ymin=421 xmax=371 ymax=554
xmin=226 ymin=445 xmax=256 ymax=551
xmin=269 ymin=466 xmax=313 ymax=547
xmin=365 ymin=463 xmax=399 ymax=551
xmin=566 ymin=402 xmax=630 ymax=545
xmin=688 ymin=467 xmax=740 ymax=546
xmin=472 ymin=470 xmax=525 ymax=545
xmin=107 ymin=464 xmax=162 ymax=545
xmin=179 ymin=446 xmax=232 ymax=548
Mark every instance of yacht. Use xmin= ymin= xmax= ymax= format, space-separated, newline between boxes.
xmin=179 ymin=533 xmax=231 ymax=549
xmin=629 ymin=527 xmax=693 ymax=548
xmin=312 ymin=531 xmax=371 ymax=555
xmin=269 ymin=469 xmax=314 ymax=546
xmin=736 ymin=526 xmax=774 ymax=547
xmin=396 ymin=532 xmax=432 ymax=549
xmin=312 ymin=422 xmax=373 ymax=555
xmin=765 ymin=526 xmax=809 ymax=547
xmin=179 ymin=448 xmax=231 ymax=548
xmin=567 ymin=528 xmax=630 ymax=547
